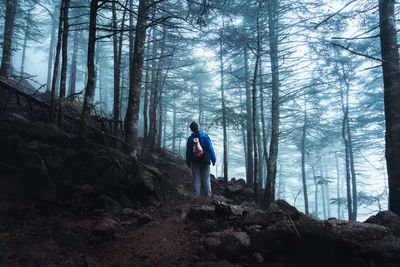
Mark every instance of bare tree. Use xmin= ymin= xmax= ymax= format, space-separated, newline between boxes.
xmin=0 ymin=0 xmax=18 ymax=78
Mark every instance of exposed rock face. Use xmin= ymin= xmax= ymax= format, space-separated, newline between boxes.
xmin=186 ymin=199 xmax=400 ymax=266
xmin=210 ymin=175 xmax=254 ymax=203
xmin=0 ymin=112 xmax=181 ymax=209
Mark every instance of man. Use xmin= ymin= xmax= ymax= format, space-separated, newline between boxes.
xmin=186 ymin=121 xmax=216 ymax=197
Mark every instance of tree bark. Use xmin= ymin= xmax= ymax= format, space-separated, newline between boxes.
xmin=312 ymin=164 xmax=318 ymax=217
xmin=301 ymin=101 xmax=309 ymax=215
xmin=259 ymin=56 xmax=269 ymax=189
xmin=20 ymin=7 xmax=31 ymax=75
xmin=58 ymin=0 xmax=70 ymax=126
xmin=243 ymin=46 xmax=253 ymax=187
xmin=112 ymin=0 xmax=128 ymax=134
xmin=148 ymin=27 xmax=159 ymax=146
xmin=335 ymin=153 xmax=341 ymax=219
xmin=220 ymin=29 xmax=228 ymax=182
xmin=124 ymin=0 xmax=150 ymax=156
xmin=379 ymin=0 xmax=400 ymax=216
xmin=265 ymin=0 xmax=280 ymax=208
xmin=0 ymin=0 xmax=17 ymax=79
xmin=69 ymin=27 xmax=79 ymax=97
xmin=47 ymin=2 xmax=58 ymax=91
xmin=142 ymin=29 xmax=152 ymax=142
xmin=50 ymin=0 xmax=65 ymax=122
xmin=78 ymin=0 xmax=98 ymax=144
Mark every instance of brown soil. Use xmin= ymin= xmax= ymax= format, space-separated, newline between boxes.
xmin=0 ymin=178 xmax=217 ymax=267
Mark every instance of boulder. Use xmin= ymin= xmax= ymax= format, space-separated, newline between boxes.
xmin=204 ymin=233 xmax=221 ymax=250
xmin=137 ymin=213 xmax=152 ymax=225
xmin=25 ymin=122 xmax=68 ymax=142
xmin=365 ymin=211 xmax=400 ymax=237
xmin=187 ymin=205 xmax=216 ymax=222
xmin=79 ymin=184 xmax=96 ymax=196
xmin=92 ymin=218 xmax=120 ymax=239
xmin=121 ymin=208 xmax=141 ymax=218
xmin=220 ymin=232 xmax=251 ymax=257
xmin=3 ymin=113 xmax=30 ymax=125
xmin=99 ymin=195 xmax=121 ymax=214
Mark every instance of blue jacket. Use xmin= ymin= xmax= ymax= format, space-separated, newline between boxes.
xmin=186 ymin=130 xmax=216 ymax=167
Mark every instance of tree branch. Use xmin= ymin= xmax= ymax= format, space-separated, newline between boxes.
xmin=331 ymin=42 xmax=382 ymax=62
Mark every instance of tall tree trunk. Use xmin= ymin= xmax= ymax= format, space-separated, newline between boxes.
xmin=343 ymin=74 xmax=357 ymax=220
xmin=265 ymin=0 xmax=280 ymax=208
xmin=379 ymin=0 xmax=400 ymax=216
xmin=124 ymin=0 xmax=150 ymax=156
xmin=50 ymin=0 xmax=65 ymax=122
xmin=243 ymin=46 xmax=253 ymax=187
xmin=343 ymin=113 xmax=353 ymax=220
xmin=47 ymin=2 xmax=58 ymax=91
xmin=220 ymin=29 xmax=228 ymax=182
xmin=148 ymin=28 xmax=159 ymax=146
xmin=172 ymin=103 xmax=177 ymax=152
xmin=335 ymin=153 xmax=341 ymax=219
xmin=324 ymin=162 xmax=331 ymax=218
xmin=78 ymin=0 xmax=98 ymax=144
xmin=198 ymin=84 xmax=203 ymax=125
xmin=348 ymin=127 xmax=357 ymax=220
xmin=58 ymin=0 xmax=70 ymax=126
xmin=312 ymin=164 xmax=318 ymax=217
xmin=157 ymin=93 xmax=163 ymax=146
xmin=0 ymin=0 xmax=17 ymax=79
xmin=20 ymin=7 xmax=31 ymax=75
xmin=142 ymin=29 xmax=152 ymax=142
xmin=320 ymin=163 xmax=327 ymax=219
xmin=112 ymin=0 xmax=128 ymax=134
xmin=252 ymin=55 xmax=260 ymax=204
xmin=69 ymin=28 xmax=79 ymax=97
xmin=301 ymin=101 xmax=309 ymax=215
xmin=259 ymin=57 xmax=269 ymax=188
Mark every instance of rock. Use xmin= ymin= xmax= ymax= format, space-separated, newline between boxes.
xmin=187 ymin=205 xmax=216 ymax=222
xmin=220 ymin=232 xmax=251 ymax=257
xmin=199 ymin=219 xmax=216 ymax=233
xmin=43 ymin=154 xmax=64 ymax=171
xmin=99 ymin=195 xmax=121 ymax=214
xmin=118 ymin=195 xmax=134 ymax=208
xmin=25 ymin=122 xmax=68 ymax=142
xmin=276 ymin=199 xmax=300 ymax=217
xmin=79 ymin=184 xmax=96 ymax=196
xmin=92 ymin=218 xmax=120 ymax=238
xmin=244 ymin=213 xmax=266 ymax=226
xmin=252 ymin=252 xmax=264 ymax=264
xmin=121 ymin=208 xmax=141 ymax=218
xmin=365 ymin=211 xmax=400 ymax=237
xmin=137 ymin=213 xmax=152 ymax=225
xmin=248 ymin=224 xmax=262 ymax=233
xmin=3 ymin=113 xmax=30 ymax=125
xmin=214 ymin=200 xmax=256 ymax=217
xmin=204 ymin=234 xmax=221 ymax=249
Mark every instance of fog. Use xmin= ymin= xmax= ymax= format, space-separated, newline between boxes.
xmin=0 ymin=0 xmax=389 ymax=221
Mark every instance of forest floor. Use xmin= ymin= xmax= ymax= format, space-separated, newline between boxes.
xmin=0 ymin=175 xmax=224 ymax=266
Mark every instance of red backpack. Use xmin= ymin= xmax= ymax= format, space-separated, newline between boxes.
xmin=193 ymin=137 xmax=204 ymax=157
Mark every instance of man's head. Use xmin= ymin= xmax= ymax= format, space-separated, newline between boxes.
xmin=190 ymin=121 xmax=200 ymax=132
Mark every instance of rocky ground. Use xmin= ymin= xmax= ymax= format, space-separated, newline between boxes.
xmin=1 ymin=108 xmax=400 ymax=266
